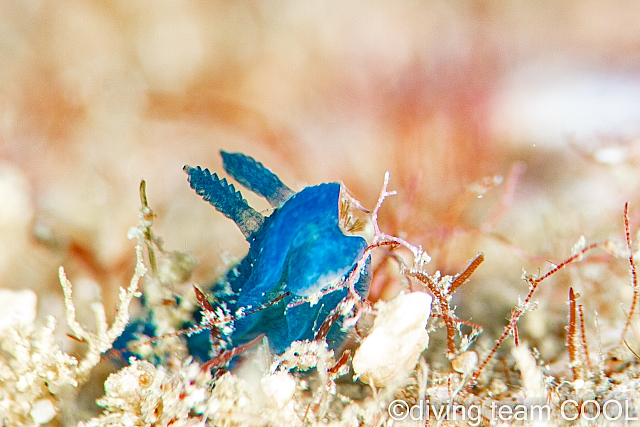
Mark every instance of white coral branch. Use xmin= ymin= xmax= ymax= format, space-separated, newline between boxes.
xmin=59 ymin=244 xmax=146 ymax=381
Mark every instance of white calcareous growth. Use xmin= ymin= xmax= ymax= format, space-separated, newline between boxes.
xmin=261 ymin=372 xmax=297 ymax=409
xmin=353 ymin=292 xmax=432 ymax=386
xmin=30 ymin=399 xmax=56 ymax=425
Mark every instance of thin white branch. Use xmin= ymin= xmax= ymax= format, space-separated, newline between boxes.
xmin=92 ymin=302 xmax=107 ymax=339
xmin=59 ymin=267 xmax=89 ymax=343
xmin=59 ymin=244 xmax=146 ymax=381
xmin=370 ymin=171 xmax=396 ymax=241
xmin=370 ymin=172 xmax=425 ymax=262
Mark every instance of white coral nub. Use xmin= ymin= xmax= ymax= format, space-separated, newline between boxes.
xmin=30 ymin=399 xmax=56 ymax=424
xmin=352 ymin=291 xmax=432 ymax=387
xmin=261 ymin=372 xmax=297 ymax=409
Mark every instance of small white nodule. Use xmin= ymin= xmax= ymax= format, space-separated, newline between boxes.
xmin=30 ymin=399 xmax=56 ymax=425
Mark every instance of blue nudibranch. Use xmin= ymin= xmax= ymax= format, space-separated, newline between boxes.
xmin=183 ymin=151 xmax=372 ymax=356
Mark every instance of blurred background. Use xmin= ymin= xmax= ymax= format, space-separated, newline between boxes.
xmin=2 ymin=1 xmax=640 ymax=372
